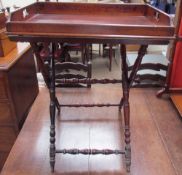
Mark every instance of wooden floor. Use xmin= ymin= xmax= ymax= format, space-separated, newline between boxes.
xmin=171 ymin=94 xmax=182 ymax=117
xmin=1 ymin=86 xmax=182 ymax=175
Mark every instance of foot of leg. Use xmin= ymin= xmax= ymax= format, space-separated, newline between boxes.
xmin=125 ymin=144 xmax=131 ymax=172
xmin=50 ymin=125 xmax=56 ymax=172
xmin=156 ymin=87 xmax=169 ymax=98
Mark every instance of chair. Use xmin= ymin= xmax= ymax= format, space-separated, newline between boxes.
xmin=37 ymin=42 xmax=92 ymax=88
xmin=54 ymin=61 xmax=92 ymax=88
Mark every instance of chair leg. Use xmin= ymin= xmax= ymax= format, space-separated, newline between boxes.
xmin=109 ymin=44 xmax=112 ymax=71
xmin=81 ymin=45 xmax=85 ymax=64
xmin=90 ymin=44 xmax=93 ymax=60
xmin=120 ymin=44 xmax=131 ymax=172
xmin=85 ymin=44 xmax=91 ymax=63
xmin=99 ymin=44 xmax=101 ymax=56
xmin=49 ymin=43 xmax=56 ymax=173
xmin=102 ymin=44 xmax=106 ymax=57
xmin=87 ymin=62 xmax=92 ymax=88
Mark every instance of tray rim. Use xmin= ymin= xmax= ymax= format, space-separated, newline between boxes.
xmin=8 ymin=2 xmax=173 ymax=25
xmin=6 ymin=2 xmax=175 ymax=44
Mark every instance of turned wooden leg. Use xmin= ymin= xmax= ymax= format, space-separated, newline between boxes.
xmin=49 ymin=43 xmax=56 ymax=172
xmin=120 ymin=44 xmax=131 ymax=172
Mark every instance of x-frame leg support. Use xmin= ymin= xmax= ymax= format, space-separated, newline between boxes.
xmin=35 ymin=42 xmax=148 ymax=173
xmin=119 ymin=45 xmax=148 ymax=110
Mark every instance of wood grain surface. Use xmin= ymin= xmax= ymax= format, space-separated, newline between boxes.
xmin=6 ymin=2 xmax=174 ymax=42
xmin=1 ymin=87 xmax=182 ymax=175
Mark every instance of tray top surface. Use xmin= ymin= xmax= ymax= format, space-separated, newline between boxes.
xmin=26 ymin=13 xmax=167 ymax=26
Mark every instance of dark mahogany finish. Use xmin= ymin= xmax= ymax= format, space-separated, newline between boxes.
xmin=7 ymin=2 xmax=174 ymax=44
xmin=56 ymin=149 xmax=125 ymax=155
xmin=6 ymin=1 xmax=176 ymax=173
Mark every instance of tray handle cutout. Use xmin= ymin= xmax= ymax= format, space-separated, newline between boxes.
xmin=154 ymin=12 xmax=160 ymax=21
xmin=23 ymin=9 xmax=29 ymax=19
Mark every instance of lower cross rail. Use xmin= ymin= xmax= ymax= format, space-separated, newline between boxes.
xmin=56 ymin=78 xmax=122 ymax=84
xmin=56 ymin=149 xmax=125 ymax=155
xmin=59 ymin=103 xmax=120 ymax=107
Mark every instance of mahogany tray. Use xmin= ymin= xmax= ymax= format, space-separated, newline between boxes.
xmin=6 ymin=2 xmax=175 ymax=43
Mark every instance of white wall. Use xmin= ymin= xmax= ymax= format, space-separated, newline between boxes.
xmin=1 ymin=0 xmax=67 ymax=8
xmin=1 ymin=0 xmax=124 ymax=8
xmin=1 ymin=0 xmax=35 ymax=7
